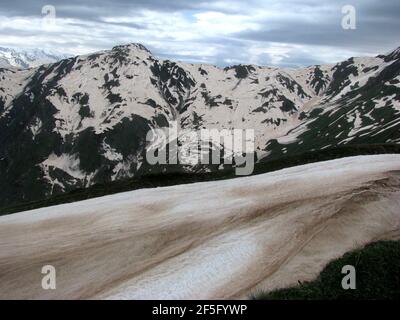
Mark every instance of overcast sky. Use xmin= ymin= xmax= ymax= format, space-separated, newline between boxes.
xmin=0 ymin=0 xmax=399 ymax=67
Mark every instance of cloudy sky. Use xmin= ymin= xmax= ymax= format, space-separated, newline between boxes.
xmin=0 ymin=0 xmax=399 ymax=67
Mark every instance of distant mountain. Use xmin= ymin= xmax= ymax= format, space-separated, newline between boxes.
xmin=0 ymin=47 xmax=69 ymax=69
xmin=0 ymin=43 xmax=399 ymax=208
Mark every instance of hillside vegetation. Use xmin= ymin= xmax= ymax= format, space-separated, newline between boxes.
xmin=253 ymin=241 xmax=400 ymax=300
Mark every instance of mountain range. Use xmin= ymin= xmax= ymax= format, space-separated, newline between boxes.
xmin=0 ymin=47 xmax=69 ymax=69
xmin=0 ymin=43 xmax=399 ymax=208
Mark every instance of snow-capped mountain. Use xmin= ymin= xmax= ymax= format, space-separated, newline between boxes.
xmin=0 ymin=43 xmax=399 ymax=207
xmin=0 ymin=47 xmax=68 ymax=69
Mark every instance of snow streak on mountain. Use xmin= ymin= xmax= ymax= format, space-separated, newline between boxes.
xmin=0 ymin=155 xmax=399 ymax=299
xmin=0 ymin=44 xmax=399 ymax=207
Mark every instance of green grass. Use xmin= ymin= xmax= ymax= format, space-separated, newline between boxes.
xmin=253 ymin=241 xmax=400 ymax=300
xmin=1 ymin=143 xmax=399 ymax=216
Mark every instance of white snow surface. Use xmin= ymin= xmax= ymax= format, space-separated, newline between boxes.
xmin=0 ymin=155 xmax=399 ymax=299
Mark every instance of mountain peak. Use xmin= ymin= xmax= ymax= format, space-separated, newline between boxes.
xmin=111 ymin=43 xmax=152 ymax=54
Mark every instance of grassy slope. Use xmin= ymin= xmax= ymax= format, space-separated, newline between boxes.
xmin=253 ymin=241 xmax=400 ymax=300
xmin=1 ymin=143 xmax=400 ymax=215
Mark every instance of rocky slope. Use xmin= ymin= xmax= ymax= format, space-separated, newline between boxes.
xmin=0 ymin=44 xmax=399 ymax=207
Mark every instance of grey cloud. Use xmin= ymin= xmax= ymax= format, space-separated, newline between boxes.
xmin=236 ymin=0 xmax=400 ymax=54
xmin=0 ymin=0 xmax=399 ymax=67
xmin=0 ymin=0 xmax=235 ymax=17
